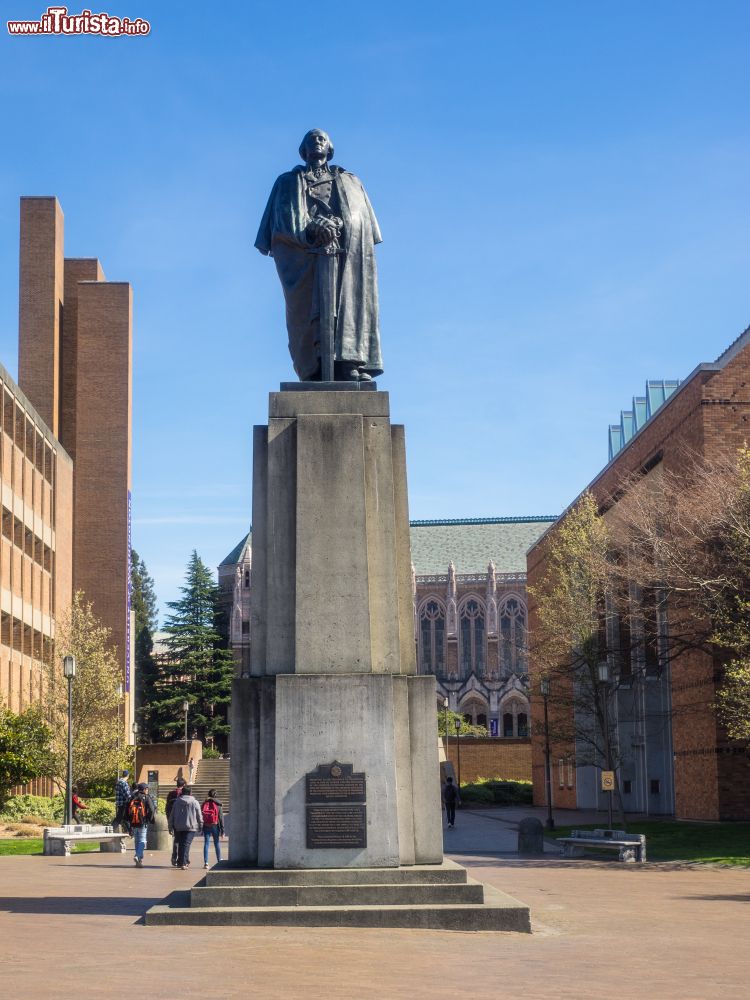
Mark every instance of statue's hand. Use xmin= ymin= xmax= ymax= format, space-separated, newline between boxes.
xmin=307 ymin=215 xmax=342 ymax=247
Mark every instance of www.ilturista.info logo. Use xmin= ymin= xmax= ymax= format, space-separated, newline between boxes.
xmin=8 ymin=6 xmax=150 ymax=35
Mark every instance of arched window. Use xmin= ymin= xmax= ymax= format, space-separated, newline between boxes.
xmin=460 ymin=598 xmax=485 ymax=676
xmin=501 ymin=697 xmax=531 ymax=738
xmin=460 ymin=696 xmax=489 ymax=728
xmin=419 ymin=599 xmax=445 ymax=674
xmin=500 ymin=596 xmax=527 ymax=674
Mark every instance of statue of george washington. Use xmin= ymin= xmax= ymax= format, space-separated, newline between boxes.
xmin=255 ymin=129 xmax=383 ymax=382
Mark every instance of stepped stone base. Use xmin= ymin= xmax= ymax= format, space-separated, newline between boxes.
xmin=144 ymin=859 xmax=531 ymax=932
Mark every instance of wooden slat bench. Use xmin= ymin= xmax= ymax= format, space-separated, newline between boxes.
xmin=43 ymin=824 xmax=129 ymax=856
xmin=558 ymin=828 xmax=646 ymax=863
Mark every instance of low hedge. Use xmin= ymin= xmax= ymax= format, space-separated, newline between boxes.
xmin=459 ymin=778 xmax=533 ymax=806
xmin=1 ymin=792 xmax=166 ymax=826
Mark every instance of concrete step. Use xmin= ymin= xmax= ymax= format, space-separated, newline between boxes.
xmin=204 ymin=859 xmax=468 ymax=887
xmin=191 ymin=879 xmax=485 ymax=907
xmin=145 ymin=884 xmax=531 ymax=932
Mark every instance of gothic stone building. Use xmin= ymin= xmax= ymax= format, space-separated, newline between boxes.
xmin=219 ymin=516 xmax=555 ymax=738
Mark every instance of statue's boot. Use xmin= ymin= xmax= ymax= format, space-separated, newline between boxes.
xmin=334 ymin=361 xmax=361 ymax=381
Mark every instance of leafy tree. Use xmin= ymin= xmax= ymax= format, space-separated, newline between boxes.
xmin=153 ymin=551 xmax=234 ymax=751
xmin=131 ymin=549 xmax=160 ymax=741
xmin=529 ymin=492 xmax=628 ymax=822
xmin=612 ymin=445 xmax=750 ymax=741
xmin=44 ymin=592 xmax=133 ymax=794
xmin=438 ymin=707 xmax=488 ymax=738
xmin=0 ymin=704 xmax=53 ymax=810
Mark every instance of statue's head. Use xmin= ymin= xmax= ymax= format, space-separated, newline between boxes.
xmin=299 ymin=129 xmax=334 ymax=163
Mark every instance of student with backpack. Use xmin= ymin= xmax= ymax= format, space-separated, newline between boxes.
xmin=201 ymin=789 xmax=225 ymax=869
xmin=126 ymin=782 xmax=155 ymax=866
xmin=442 ymin=776 xmax=461 ymax=828
xmin=168 ymin=785 xmax=202 ymax=869
xmin=165 ymin=777 xmax=186 ymax=868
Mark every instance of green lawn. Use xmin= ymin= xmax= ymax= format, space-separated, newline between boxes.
xmin=550 ymin=821 xmax=750 ymax=866
xmin=0 ymin=838 xmax=103 ymax=856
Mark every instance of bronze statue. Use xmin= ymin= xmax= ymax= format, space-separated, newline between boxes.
xmin=255 ymin=129 xmax=383 ymax=382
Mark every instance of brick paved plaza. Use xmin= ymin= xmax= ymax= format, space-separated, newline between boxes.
xmin=1 ymin=810 xmax=748 ymax=1000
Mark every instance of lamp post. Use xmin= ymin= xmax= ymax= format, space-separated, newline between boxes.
xmin=132 ymin=721 xmax=140 ymax=786
xmin=182 ymin=699 xmax=189 ymax=756
xmin=116 ymin=682 xmax=124 ymax=790
xmin=540 ymin=676 xmax=555 ymax=831
xmin=442 ymin=696 xmax=449 ymax=755
xmin=597 ymin=662 xmax=614 ymax=830
xmin=62 ymin=655 xmax=76 ymax=825
xmin=454 ymin=716 xmax=462 ymax=792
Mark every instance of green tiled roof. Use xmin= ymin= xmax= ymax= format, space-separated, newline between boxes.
xmin=219 ymin=532 xmax=250 ymax=566
xmin=409 ymin=517 xmax=557 ymax=576
xmin=220 ymin=517 xmax=557 ymax=576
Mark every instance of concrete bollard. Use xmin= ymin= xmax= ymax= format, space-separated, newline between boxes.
xmin=147 ymin=811 xmax=171 ymax=851
xmin=517 ymin=817 xmax=545 ymax=855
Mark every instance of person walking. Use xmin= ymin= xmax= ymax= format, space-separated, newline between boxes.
xmin=201 ymin=789 xmax=225 ymax=869
xmin=442 ymin=776 xmax=460 ymax=829
xmin=71 ymin=786 xmax=88 ymax=823
xmin=114 ymin=770 xmax=131 ymax=831
xmin=165 ymin=777 xmax=186 ymax=868
xmin=126 ymin=782 xmax=155 ymax=866
xmin=169 ymin=784 xmax=202 ymax=869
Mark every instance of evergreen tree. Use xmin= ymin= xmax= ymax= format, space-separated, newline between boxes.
xmin=131 ymin=549 xmax=160 ymax=741
xmin=156 ymin=551 xmax=234 ymax=751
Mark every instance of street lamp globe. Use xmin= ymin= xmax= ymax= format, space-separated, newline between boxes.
xmin=62 ymin=655 xmax=76 ymax=679
xmin=540 ymin=677 xmax=550 ymax=698
xmin=182 ymin=700 xmax=189 ymax=713
xmin=454 ymin=717 xmax=461 ymax=732
xmin=598 ymin=662 xmax=610 ymax=684
xmin=132 ymin=721 xmax=140 ymax=738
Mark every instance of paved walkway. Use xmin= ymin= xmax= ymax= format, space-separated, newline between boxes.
xmin=0 ymin=813 xmax=747 ymax=999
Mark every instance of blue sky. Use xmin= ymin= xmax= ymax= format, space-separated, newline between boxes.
xmin=1 ymin=1 xmax=748 ymax=618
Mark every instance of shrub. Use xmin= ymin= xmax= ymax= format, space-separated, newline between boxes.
xmin=201 ymin=747 xmax=223 ymax=759
xmin=456 ymin=778 xmax=533 ymax=806
xmin=0 ymin=795 xmax=56 ymax=822
xmin=460 ymin=783 xmax=494 ymax=803
xmin=0 ymin=794 xmax=115 ymax=826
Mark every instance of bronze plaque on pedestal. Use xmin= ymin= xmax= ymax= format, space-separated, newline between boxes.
xmin=305 ymin=761 xmax=367 ymax=848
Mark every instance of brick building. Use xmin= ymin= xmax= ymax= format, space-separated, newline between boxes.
xmin=528 ymin=326 xmax=750 ymax=821
xmin=1 ymin=197 xmax=135 ymax=741
xmin=219 ymin=516 xmax=555 ymax=740
xmin=0 ymin=362 xmax=72 ymax=725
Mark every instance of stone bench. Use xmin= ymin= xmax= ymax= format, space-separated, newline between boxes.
xmin=558 ymin=828 xmax=646 ymax=863
xmin=43 ymin=824 xmax=129 ymax=857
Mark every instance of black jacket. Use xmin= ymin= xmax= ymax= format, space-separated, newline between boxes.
xmin=126 ymin=791 xmax=155 ymax=828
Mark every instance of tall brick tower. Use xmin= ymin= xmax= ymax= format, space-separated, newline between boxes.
xmin=18 ymin=197 xmax=134 ymax=738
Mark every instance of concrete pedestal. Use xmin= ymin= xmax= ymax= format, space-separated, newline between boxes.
xmin=148 ymin=386 xmax=529 ymax=929
xmin=229 ymin=388 xmax=442 ymax=870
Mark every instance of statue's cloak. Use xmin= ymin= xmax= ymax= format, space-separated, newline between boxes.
xmin=255 ymin=165 xmax=383 ymax=379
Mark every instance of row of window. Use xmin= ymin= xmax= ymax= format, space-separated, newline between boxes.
xmin=0 ymin=611 xmax=53 ymax=662
xmin=1 ymin=385 xmax=55 ymax=484
xmin=420 ymin=595 xmax=528 ymax=677
xmin=1 ymin=507 xmax=53 ymax=573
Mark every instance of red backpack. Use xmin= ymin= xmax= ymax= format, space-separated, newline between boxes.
xmin=127 ymin=796 xmax=146 ymax=827
xmin=202 ymin=799 xmax=219 ymax=826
